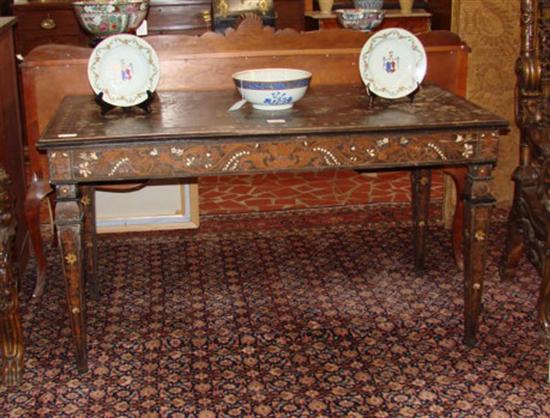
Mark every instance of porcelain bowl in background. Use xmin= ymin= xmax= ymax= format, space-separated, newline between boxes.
xmin=73 ymin=0 xmax=149 ymax=38
xmin=336 ymin=9 xmax=385 ymax=32
xmin=232 ymin=68 xmax=312 ymax=110
xmin=353 ymin=0 xmax=383 ymax=8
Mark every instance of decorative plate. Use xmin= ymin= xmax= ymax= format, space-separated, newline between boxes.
xmin=359 ymin=28 xmax=427 ymax=99
xmin=87 ymin=34 xmax=160 ymax=107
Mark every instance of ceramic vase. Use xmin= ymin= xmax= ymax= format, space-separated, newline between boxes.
xmin=399 ymin=0 xmax=413 ymax=14
xmin=318 ymin=0 xmax=334 ymax=13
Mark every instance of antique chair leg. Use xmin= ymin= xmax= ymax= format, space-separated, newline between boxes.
xmin=499 ymin=208 xmax=525 ymax=281
xmin=81 ymin=186 xmax=98 ymax=299
xmin=499 ymin=164 xmax=532 ymax=281
xmin=48 ymin=191 xmax=58 ymax=248
xmin=55 ymin=184 xmax=88 ymax=373
xmin=411 ymin=168 xmax=432 ymax=276
xmin=24 ymin=175 xmax=53 ymax=298
xmin=0 ymin=168 xmax=24 ymax=385
xmin=443 ymin=167 xmax=466 ymax=270
xmin=462 ymin=164 xmax=495 ymax=346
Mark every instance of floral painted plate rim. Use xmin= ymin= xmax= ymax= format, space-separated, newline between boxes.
xmin=359 ymin=28 xmax=427 ymax=99
xmin=87 ymin=34 xmax=160 ymax=107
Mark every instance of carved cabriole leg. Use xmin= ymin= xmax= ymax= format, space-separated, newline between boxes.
xmin=462 ymin=164 xmax=495 ymax=346
xmin=81 ymin=186 xmax=98 ymax=299
xmin=0 ymin=168 xmax=24 ymax=385
xmin=55 ymin=184 xmax=88 ymax=373
xmin=24 ymin=175 xmax=54 ymax=298
xmin=411 ymin=168 xmax=432 ymax=276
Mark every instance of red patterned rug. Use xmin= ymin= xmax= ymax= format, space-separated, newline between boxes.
xmin=2 ymin=204 xmax=550 ymax=417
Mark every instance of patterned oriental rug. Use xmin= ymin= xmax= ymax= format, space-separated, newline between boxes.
xmin=2 ymin=204 xmax=550 ymax=417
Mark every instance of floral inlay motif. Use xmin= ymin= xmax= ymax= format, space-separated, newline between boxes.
xmin=47 ymin=130 xmax=499 ymax=182
xmin=65 ymin=253 xmax=77 ymax=265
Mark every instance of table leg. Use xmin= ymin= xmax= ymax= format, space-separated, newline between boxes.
xmin=81 ymin=186 xmax=98 ymax=299
xmin=55 ymin=184 xmax=88 ymax=373
xmin=442 ymin=167 xmax=466 ymax=271
xmin=462 ymin=164 xmax=495 ymax=346
xmin=0 ymin=169 xmax=24 ymax=385
xmin=411 ymin=168 xmax=431 ymax=276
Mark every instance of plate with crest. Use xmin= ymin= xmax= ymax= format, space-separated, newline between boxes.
xmin=359 ymin=28 xmax=427 ymax=99
xmin=88 ymin=34 xmax=160 ymax=107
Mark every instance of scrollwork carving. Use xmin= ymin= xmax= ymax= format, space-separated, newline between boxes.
xmin=0 ymin=167 xmax=24 ymax=385
xmin=48 ymin=131 xmax=500 ymax=182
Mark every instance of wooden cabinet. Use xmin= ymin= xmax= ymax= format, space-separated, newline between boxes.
xmin=12 ymin=0 xmax=306 ymax=55
xmin=12 ymin=1 xmax=89 ymax=55
xmin=426 ymin=0 xmax=452 ymax=30
xmin=12 ymin=0 xmax=213 ymax=54
xmin=0 ymin=17 xmax=28 ymax=269
xmin=147 ymin=0 xmax=211 ymax=34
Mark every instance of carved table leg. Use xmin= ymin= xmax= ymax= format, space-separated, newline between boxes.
xmin=81 ymin=186 xmax=98 ymax=299
xmin=55 ymin=184 xmax=88 ymax=373
xmin=0 ymin=168 xmax=24 ymax=385
xmin=462 ymin=164 xmax=495 ymax=346
xmin=24 ymin=175 xmax=54 ymax=299
xmin=411 ymin=168 xmax=432 ymax=276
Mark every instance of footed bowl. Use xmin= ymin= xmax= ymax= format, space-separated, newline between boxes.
xmin=73 ymin=0 xmax=149 ymax=38
xmin=232 ymin=68 xmax=312 ymax=111
xmin=336 ymin=9 xmax=385 ymax=32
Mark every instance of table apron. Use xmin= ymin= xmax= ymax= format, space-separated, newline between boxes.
xmin=45 ymin=130 xmax=501 ymax=183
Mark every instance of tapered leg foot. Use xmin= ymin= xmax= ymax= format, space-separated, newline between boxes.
xmin=411 ymin=169 xmax=432 ymax=276
xmin=462 ymin=164 xmax=495 ymax=346
xmin=55 ymin=184 xmax=88 ymax=373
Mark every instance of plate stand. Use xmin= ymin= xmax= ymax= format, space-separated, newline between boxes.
xmin=365 ymin=83 xmax=421 ymax=108
xmin=95 ymin=91 xmax=155 ymax=115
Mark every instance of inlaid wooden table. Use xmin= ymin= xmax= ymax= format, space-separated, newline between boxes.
xmin=37 ymin=84 xmax=507 ymax=373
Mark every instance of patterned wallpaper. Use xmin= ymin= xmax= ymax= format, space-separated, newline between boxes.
xmin=452 ymin=0 xmax=520 ymax=203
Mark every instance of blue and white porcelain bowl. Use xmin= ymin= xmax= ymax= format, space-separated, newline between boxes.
xmin=353 ymin=0 xmax=383 ymax=9
xmin=232 ymin=68 xmax=312 ymax=111
xmin=336 ymin=9 xmax=385 ymax=31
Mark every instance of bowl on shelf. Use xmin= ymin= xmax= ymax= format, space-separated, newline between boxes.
xmin=73 ymin=0 xmax=149 ymax=39
xmin=232 ymin=68 xmax=312 ymax=111
xmin=336 ymin=9 xmax=385 ymax=32
xmin=353 ymin=0 xmax=383 ymax=9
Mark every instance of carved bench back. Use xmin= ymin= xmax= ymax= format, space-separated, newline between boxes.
xmin=540 ymin=2 xmax=550 ymax=125
xmin=21 ymin=20 xmax=470 ymax=179
xmin=518 ymin=0 xmax=550 ymax=129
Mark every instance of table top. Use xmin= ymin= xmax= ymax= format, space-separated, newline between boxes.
xmin=39 ymin=84 xmax=507 ymax=149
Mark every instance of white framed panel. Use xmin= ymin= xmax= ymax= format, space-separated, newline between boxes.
xmin=95 ymin=182 xmax=199 ymax=233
